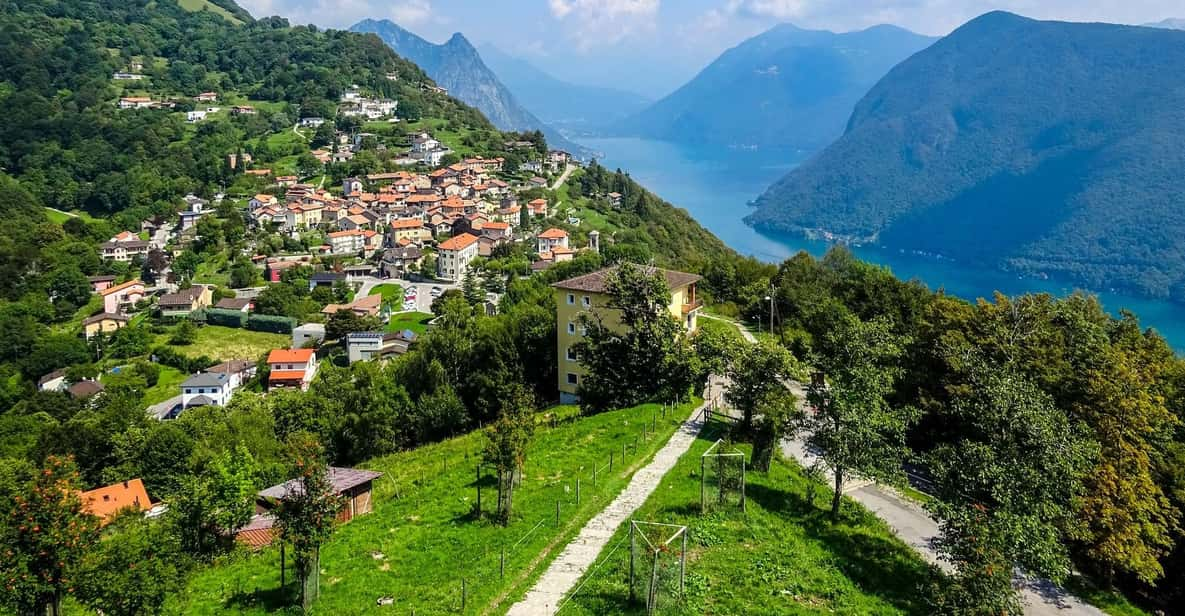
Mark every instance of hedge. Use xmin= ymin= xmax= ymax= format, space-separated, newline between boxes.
xmin=151 ymin=346 xmax=215 ymax=374
xmin=206 ymin=308 xmax=248 ymax=328
xmin=247 ymin=314 xmax=297 ymax=334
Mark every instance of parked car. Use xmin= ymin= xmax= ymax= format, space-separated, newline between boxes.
xmin=430 ymin=286 xmax=443 ymax=297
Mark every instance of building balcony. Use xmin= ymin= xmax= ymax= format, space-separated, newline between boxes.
xmin=681 ymin=299 xmax=704 ymax=315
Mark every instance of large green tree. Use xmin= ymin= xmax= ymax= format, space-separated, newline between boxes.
xmin=275 ymin=434 xmax=341 ymax=611
xmin=575 ymin=264 xmax=699 ymax=413
xmin=804 ymin=314 xmax=916 ymax=520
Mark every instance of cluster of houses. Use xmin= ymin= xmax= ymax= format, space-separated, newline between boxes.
xmin=339 ymin=86 xmax=398 ymax=120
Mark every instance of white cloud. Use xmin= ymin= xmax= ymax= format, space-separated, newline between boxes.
xmin=548 ymin=0 xmax=662 ymax=49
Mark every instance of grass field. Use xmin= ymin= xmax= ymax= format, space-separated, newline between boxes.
xmin=44 ymin=207 xmax=101 ymax=225
xmin=367 ymin=284 xmax=404 ymax=304
xmin=141 ymin=366 xmax=188 ymax=406
xmin=559 ymin=419 xmax=939 ymax=615
xmin=177 ymin=0 xmax=243 ymax=24
xmin=168 ymin=399 xmax=700 ymax=615
xmin=178 ymin=326 xmax=289 ymax=362
xmin=385 ymin=311 xmax=433 ymax=335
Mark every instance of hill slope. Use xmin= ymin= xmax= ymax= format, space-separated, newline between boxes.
xmin=477 ymin=44 xmax=652 ymax=131
xmin=350 ymin=19 xmax=586 ymax=156
xmin=613 ymin=23 xmax=935 ymax=154
xmin=748 ymin=11 xmax=1185 ymax=300
xmin=1145 ymin=18 xmax=1185 ymax=30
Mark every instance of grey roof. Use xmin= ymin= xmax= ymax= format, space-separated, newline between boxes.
xmin=551 ymin=265 xmax=701 ymax=294
xmin=310 ymin=271 xmax=345 ymax=282
xmin=215 ymin=297 xmax=251 ymax=310
xmin=68 ymin=380 xmax=105 ymax=398
xmin=186 ymin=395 xmax=216 ymax=407
xmin=347 ymin=331 xmax=384 ymax=341
xmin=207 ymin=359 xmax=254 ymax=375
xmin=182 ymin=372 xmax=228 ymax=388
xmin=258 ymin=467 xmax=383 ymax=500
xmin=38 ymin=368 xmax=67 ymax=386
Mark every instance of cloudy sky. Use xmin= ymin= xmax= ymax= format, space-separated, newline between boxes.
xmin=238 ymin=0 xmax=1183 ymax=96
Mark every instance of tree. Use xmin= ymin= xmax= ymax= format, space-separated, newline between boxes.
xmin=575 ymin=264 xmax=699 ymax=413
xmin=75 ymin=516 xmax=186 ymax=616
xmin=926 ymin=357 xmax=1094 ymax=612
xmin=229 ymin=259 xmax=258 ymax=289
xmin=419 ymin=253 xmax=437 ymax=280
xmin=45 ymin=266 xmax=91 ymax=314
xmin=482 ymin=383 xmax=535 ymax=524
xmin=274 ymin=434 xmax=341 ymax=611
xmin=804 ymin=314 xmax=916 ymax=520
xmin=170 ymin=445 xmax=257 ymax=556
xmin=324 ymin=310 xmax=381 ymax=340
xmin=461 ymin=269 xmax=484 ymax=305
xmin=170 ymin=320 xmax=197 ymax=345
xmin=173 ymin=251 xmax=201 ymax=282
xmin=0 ymin=456 xmax=100 ymax=616
xmin=725 ymin=342 xmax=801 ymax=470
xmin=254 ymin=283 xmax=301 ymax=318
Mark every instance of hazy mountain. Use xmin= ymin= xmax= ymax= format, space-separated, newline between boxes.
xmin=748 ymin=11 xmax=1185 ymax=300
xmin=350 ymin=19 xmax=586 ymax=156
xmin=612 ymin=23 xmax=936 ymax=154
xmin=1145 ymin=18 xmax=1185 ymax=30
xmin=477 ymin=44 xmax=651 ymax=131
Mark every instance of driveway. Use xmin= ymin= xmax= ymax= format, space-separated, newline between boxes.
xmin=355 ymin=276 xmax=460 ymax=313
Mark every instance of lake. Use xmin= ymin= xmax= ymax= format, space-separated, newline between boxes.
xmin=579 ymin=136 xmax=1185 ymax=351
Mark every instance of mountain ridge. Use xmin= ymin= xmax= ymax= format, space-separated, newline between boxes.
xmin=611 ymin=22 xmax=936 ymax=154
xmin=476 ymin=44 xmax=651 ymax=131
xmin=747 ymin=11 xmax=1185 ymax=300
xmin=350 ymin=18 xmax=587 ymax=157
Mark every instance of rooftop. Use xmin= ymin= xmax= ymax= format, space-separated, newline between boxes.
xmin=80 ymin=478 xmax=151 ymax=525
xmin=258 ymin=467 xmax=383 ymax=501
xmin=552 ymin=265 xmax=701 ymax=294
xmin=182 ymin=372 xmax=229 ymax=388
xmin=438 ymin=233 xmax=479 ymax=251
xmin=267 ymin=348 xmax=315 ymax=364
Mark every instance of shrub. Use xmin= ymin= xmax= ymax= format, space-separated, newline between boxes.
xmin=247 ymin=314 xmax=296 ymax=334
xmin=206 ymin=308 xmax=248 ymax=329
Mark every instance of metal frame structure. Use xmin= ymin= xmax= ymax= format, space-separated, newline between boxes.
xmin=629 ymin=521 xmax=688 ymax=614
xmin=700 ymin=438 xmax=746 ymax=514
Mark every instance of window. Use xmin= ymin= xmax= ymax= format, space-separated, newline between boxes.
xmin=582 ymin=295 xmax=591 ymax=308
xmin=566 ymin=347 xmax=577 ymax=361
xmin=567 ymin=322 xmax=576 ymax=334
xmin=567 ymin=293 xmax=575 ymax=305
xmin=566 ymin=373 xmax=579 ymax=385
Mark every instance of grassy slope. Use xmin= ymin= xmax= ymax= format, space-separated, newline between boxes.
xmin=560 ymin=420 xmax=937 ymax=615
xmin=385 ymin=312 xmax=433 ymax=335
xmin=176 ymin=0 xmax=243 ymax=25
xmin=179 ymin=326 xmax=289 ymax=362
xmin=169 ymin=399 xmax=700 ymax=615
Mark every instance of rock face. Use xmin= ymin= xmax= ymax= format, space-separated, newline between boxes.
xmin=748 ymin=11 xmax=1185 ymax=300
xmin=351 ymin=19 xmax=585 ymax=156
xmin=613 ymin=23 xmax=935 ymax=154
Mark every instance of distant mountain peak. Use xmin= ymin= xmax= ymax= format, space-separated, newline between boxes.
xmin=613 ymin=21 xmax=936 ymax=153
xmin=748 ymin=12 xmax=1185 ymax=300
xmin=349 ymin=19 xmax=587 ymax=156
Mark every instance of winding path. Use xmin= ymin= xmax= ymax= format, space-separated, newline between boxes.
xmin=707 ymin=314 xmax=1103 ymax=616
xmin=504 ymin=403 xmax=707 ymax=616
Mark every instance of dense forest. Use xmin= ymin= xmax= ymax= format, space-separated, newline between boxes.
xmin=748 ymin=11 xmax=1185 ymax=302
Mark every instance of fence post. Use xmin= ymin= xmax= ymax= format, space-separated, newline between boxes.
xmin=576 ymin=478 xmax=581 ymax=504
xmin=461 ymin=578 xmax=467 ymax=612
xmin=500 ymin=545 xmax=505 ymax=580
xmin=609 ymin=452 xmax=614 ymax=473
xmin=700 ymin=456 xmax=706 ymax=515
xmin=593 ymin=465 xmax=598 ymax=486
xmin=475 ymin=465 xmax=482 ymax=516
xmin=622 ymin=442 xmax=627 ymax=462
xmin=628 ymin=523 xmax=636 ymax=602
xmin=555 ymin=500 xmax=561 ymax=527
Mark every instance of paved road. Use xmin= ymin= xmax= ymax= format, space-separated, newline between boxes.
xmin=550 ymin=163 xmax=576 ymax=191
xmin=780 ymin=433 xmax=1104 ymax=616
xmin=705 ymin=316 xmax=1104 ymax=616
xmin=506 ymin=403 xmax=707 ymax=616
xmin=355 ymin=276 xmax=460 ymax=313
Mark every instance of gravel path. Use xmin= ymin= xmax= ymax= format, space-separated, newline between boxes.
xmin=504 ymin=403 xmax=707 ymax=616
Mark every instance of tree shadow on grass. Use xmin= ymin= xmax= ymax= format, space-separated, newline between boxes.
xmin=747 ymin=482 xmax=938 ymax=615
xmin=223 ymin=583 xmax=296 ymax=613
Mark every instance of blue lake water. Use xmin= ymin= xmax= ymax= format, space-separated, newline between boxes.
xmin=579 ymin=136 xmax=1185 ymax=351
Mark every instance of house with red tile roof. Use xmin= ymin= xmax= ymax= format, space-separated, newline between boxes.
xmin=537 ymin=228 xmax=569 ymax=255
xmin=266 ymin=348 xmax=318 ymax=391
xmin=80 ymin=478 xmax=152 ymax=526
xmin=437 ymin=233 xmax=480 ymax=281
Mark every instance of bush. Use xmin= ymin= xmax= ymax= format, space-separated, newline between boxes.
xmin=169 ymin=321 xmax=198 ymax=345
xmin=206 ymin=308 xmax=248 ymax=329
xmin=247 ymin=314 xmax=296 ymax=334
xmin=151 ymin=346 xmax=214 ymax=374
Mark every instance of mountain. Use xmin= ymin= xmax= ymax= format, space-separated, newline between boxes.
xmin=612 ymin=23 xmax=936 ymax=154
xmin=748 ymin=11 xmax=1185 ymax=300
xmin=1145 ymin=18 xmax=1185 ymax=30
xmin=350 ymin=19 xmax=586 ymax=157
xmin=476 ymin=44 xmax=652 ymax=131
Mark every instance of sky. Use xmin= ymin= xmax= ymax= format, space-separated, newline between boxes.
xmin=238 ymin=0 xmax=1184 ymax=97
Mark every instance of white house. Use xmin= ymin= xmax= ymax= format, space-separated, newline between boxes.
xmin=180 ymin=372 xmax=233 ymax=409
xmin=186 ymin=110 xmax=207 ymax=123
xmin=436 ymin=233 xmax=480 ymax=281
xmin=536 ymin=228 xmax=570 ymax=254
xmin=300 ymin=117 xmax=326 ymax=128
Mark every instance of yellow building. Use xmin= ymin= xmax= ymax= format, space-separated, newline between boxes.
xmin=552 ymin=266 xmax=703 ymax=403
xmin=82 ymin=313 xmax=131 ymax=340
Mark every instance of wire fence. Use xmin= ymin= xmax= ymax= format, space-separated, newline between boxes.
xmin=333 ymin=400 xmax=698 ymax=615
